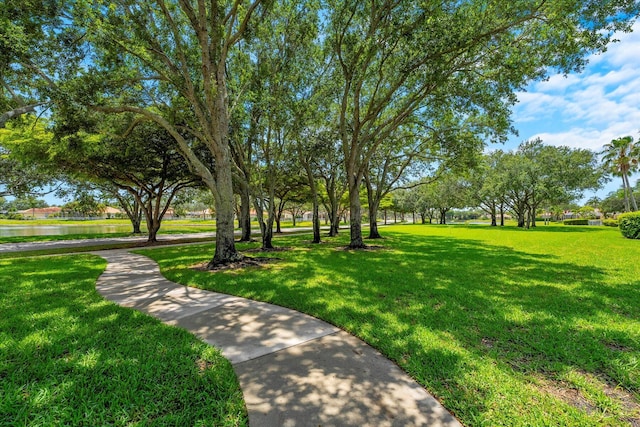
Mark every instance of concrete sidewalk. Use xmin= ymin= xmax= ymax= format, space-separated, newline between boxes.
xmin=94 ymin=250 xmax=461 ymax=427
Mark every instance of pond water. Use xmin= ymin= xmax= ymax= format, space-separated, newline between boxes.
xmin=0 ymin=224 xmax=134 ymax=237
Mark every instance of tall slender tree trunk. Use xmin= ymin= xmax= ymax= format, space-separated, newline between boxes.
xmin=331 ymin=213 xmax=340 ymax=236
xmin=263 ymin=216 xmax=274 ymax=249
xmin=531 ymin=205 xmax=538 ymax=227
xmin=311 ymin=200 xmax=320 ymax=243
xmin=364 ymin=171 xmax=381 ymax=239
xmin=238 ymin=183 xmax=252 ymax=242
xmin=625 ymin=174 xmax=638 ymax=211
xmin=368 ymin=201 xmax=382 ymax=239
xmin=301 ymin=159 xmax=321 ymax=244
xmin=622 ymin=176 xmax=631 ymax=211
xmin=439 ymin=208 xmax=448 ymax=224
xmin=488 ymin=201 xmax=497 ymax=226
xmin=348 ymin=173 xmax=365 ymax=248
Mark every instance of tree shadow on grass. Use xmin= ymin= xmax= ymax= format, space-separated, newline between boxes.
xmin=436 ymin=223 xmax=612 ymax=234
xmin=0 ymin=256 xmax=246 ymax=426
xmin=163 ymin=232 xmax=639 ymax=424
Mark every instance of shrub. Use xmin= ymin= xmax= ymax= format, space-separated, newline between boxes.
xmin=618 ymin=212 xmax=640 ymax=239
xmin=563 ymin=219 xmax=589 ymax=225
xmin=0 ymin=212 xmax=25 ymax=220
xmin=603 ymin=219 xmax=618 ymax=227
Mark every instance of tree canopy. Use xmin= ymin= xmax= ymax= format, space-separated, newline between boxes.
xmin=0 ymin=0 xmax=638 ymax=257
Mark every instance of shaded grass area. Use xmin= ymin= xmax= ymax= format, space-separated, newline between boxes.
xmin=139 ymin=224 xmax=640 ymax=426
xmin=0 ymin=255 xmax=247 ymax=426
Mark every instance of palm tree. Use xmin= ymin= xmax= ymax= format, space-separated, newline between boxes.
xmin=601 ymin=136 xmax=639 ymax=212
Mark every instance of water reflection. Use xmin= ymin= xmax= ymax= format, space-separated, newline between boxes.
xmin=0 ymin=224 xmax=134 ymax=237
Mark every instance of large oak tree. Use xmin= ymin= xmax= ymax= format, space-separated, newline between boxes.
xmin=326 ymin=0 xmax=639 ymax=248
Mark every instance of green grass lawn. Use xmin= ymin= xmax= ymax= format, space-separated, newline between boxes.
xmin=138 ymin=223 xmax=640 ymax=426
xmin=0 ymin=255 xmax=247 ymax=426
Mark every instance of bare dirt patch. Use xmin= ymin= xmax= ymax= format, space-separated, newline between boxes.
xmin=191 ymin=256 xmax=280 ymax=272
xmin=602 ymin=341 xmax=633 ymax=352
xmin=243 ymin=246 xmax=293 ymax=253
xmin=536 ymin=372 xmax=640 ymax=423
xmin=196 ymin=358 xmax=212 ymax=374
xmin=337 ymin=245 xmax=386 ymax=251
xmin=538 ymin=378 xmax=596 ymax=414
xmin=481 ymin=338 xmax=495 ymax=349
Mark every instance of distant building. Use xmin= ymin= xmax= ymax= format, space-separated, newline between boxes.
xmin=18 ymin=206 xmax=62 ymax=219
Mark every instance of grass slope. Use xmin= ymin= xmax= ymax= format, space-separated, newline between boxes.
xmin=0 ymin=255 xmax=246 ymax=426
xmin=139 ymin=224 xmax=640 ymax=426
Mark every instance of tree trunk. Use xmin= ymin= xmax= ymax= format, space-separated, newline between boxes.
xmin=311 ymin=196 xmax=321 ymax=244
xmin=328 ymin=198 xmax=340 ymax=236
xmin=348 ymin=174 xmax=365 ymax=248
xmin=147 ymin=219 xmax=160 ymax=243
xmin=208 ymin=148 xmax=242 ymax=267
xmin=368 ymin=201 xmax=382 ymax=239
xmin=275 ymin=213 xmax=282 ymax=233
xmin=625 ymin=174 xmax=638 ymax=211
xmin=438 ymin=208 xmax=445 ymax=224
xmin=331 ymin=215 xmax=340 ymax=236
xmin=301 ymin=159 xmax=321 ymax=244
xmin=488 ymin=202 xmax=497 ymax=226
xmin=132 ymin=215 xmax=142 ymax=234
xmin=364 ymin=171 xmax=381 ymax=239
xmin=531 ymin=206 xmax=537 ymax=227
xmin=238 ymin=183 xmax=252 ymax=242
xmin=500 ymin=204 xmax=505 ymax=226
xmin=263 ymin=218 xmax=274 ymax=249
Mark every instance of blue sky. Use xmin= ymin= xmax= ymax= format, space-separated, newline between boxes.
xmin=504 ymin=22 xmax=640 ymax=202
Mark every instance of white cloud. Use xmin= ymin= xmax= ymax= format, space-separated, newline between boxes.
xmin=529 ymin=126 xmax=635 ymax=151
xmin=512 ymin=21 xmax=640 ymax=152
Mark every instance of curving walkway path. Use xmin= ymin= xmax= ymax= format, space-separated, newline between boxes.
xmin=94 ymin=249 xmax=461 ymax=427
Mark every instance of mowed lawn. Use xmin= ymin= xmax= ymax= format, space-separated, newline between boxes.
xmin=139 ymin=224 xmax=640 ymax=426
xmin=0 ymin=255 xmax=247 ymax=426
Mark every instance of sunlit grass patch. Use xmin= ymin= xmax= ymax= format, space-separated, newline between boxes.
xmin=0 ymin=255 xmax=247 ymax=426
xmin=140 ymin=224 xmax=640 ymax=426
